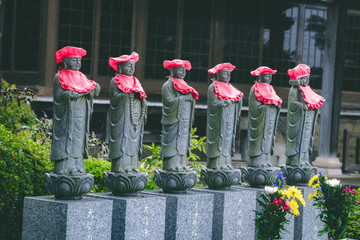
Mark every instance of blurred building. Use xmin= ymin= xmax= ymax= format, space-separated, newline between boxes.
xmin=1 ymin=0 xmax=360 ymax=174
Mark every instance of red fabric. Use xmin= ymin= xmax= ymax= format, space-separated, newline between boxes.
xmin=299 ymin=85 xmax=325 ymax=109
xmin=58 ymin=70 xmax=97 ymax=93
xmin=171 ymin=77 xmax=199 ymax=100
xmin=208 ymin=63 xmax=235 ymax=74
xmin=250 ymin=66 xmax=277 ymax=76
xmin=113 ymin=74 xmax=147 ymax=98
xmin=253 ymin=82 xmax=282 ymax=106
xmin=288 ymin=64 xmax=310 ymax=79
xmin=163 ymin=59 xmax=192 ymax=70
xmin=213 ymin=81 xmax=243 ymax=102
xmin=56 ymin=46 xmax=87 ymax=64
xmin=109 ymin=52 xmax=139 ymax=72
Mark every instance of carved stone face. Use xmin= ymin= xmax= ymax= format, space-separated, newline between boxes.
xmin=171 ymin=66 xmax=186 ymax=79
xmin=118 ymin=61 xmax=135 ymax=76
xmin=300 ymin=76 xmax=309 ymax=86
xmin=63 ymin=58 xmax=81 ymax=71
xmin=259 ymin=74 xmax=272 ymax=84
xmin=216 ymin=69 xmax=231 ymax=83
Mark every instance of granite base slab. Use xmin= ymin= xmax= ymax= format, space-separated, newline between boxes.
xmin=233 ymin=186 xmax=295 ymax=240
xmin=22 ymin=195 xmax=112 ymax=240
xmin=193 ymin=187 xmax=257 ymax=240
xmin=90 ymin=192 xmax=166 ymax=240
xmin=144 ymin=190 xmax=214 ymax=240
xmin=296 ymin=187 xmax=327 ymax=240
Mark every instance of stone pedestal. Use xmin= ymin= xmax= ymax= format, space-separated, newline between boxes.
xmin=312 ymin=157 xmax=342 ymax=176
xmin=193 ymin=187 xmax=256 ymax=240
xmin=22 ymin=195 xmax=112 ymax=240
xmin=296 ymin=187 xmax=327 ymax=240
xmin=91 ymin=192 xmax=166 ymax=240
xmin=232 ymin=186 xmax=295 ymax=240
xmin=154 ymin=170 xmax=197 ymax=193
xmin=145 ymin=190 xmax=214 ymax=240
xmin=200 ymin=168 xmax=241 ymax=190
xmin=103 ymin=171 xmax=148 ymax=196
xmin=241 ymin=166 xmax=280 ymax=188
xmin=46 ymin=173 xmax=94 ymax=200
xmin=280 ymin=165 xmax=317 ymax=186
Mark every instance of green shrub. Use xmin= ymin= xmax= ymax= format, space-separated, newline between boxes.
xmin=347 ymin=187 xmax=360 ymax=239
xmin=0 ymin=80 xmax=37 ymax=131
xmin=84 ymin=157 xmax=111 ymax=193
xmin=0 ymin=124 xmax=53 ymax=240
xmin=140 ymin=128 xmax=206 ymax=190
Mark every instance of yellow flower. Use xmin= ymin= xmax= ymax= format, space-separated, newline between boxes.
xmin=308 ymin=175 xmax=318 ymax=187
xmin=308 ymin=190 xmax=318 ymax=201
xmin=279 ymin=189 xmax=291 ymax=199
xmin=308 ymin=193 xmax=313 ymax=200
xmin=293 ymin=208 xmax=300 ymax=216
xmin=289 ymin=199 xmax=298 ymax=210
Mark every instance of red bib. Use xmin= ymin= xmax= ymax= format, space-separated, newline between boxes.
xmin=253 ymin=82 xmax=282 ymax=106
xmin=213 ymin=81 xmax=243 ymax=102
xmin=58 ymin=70 xmax=96 ymax=93
xmin=299 ymin=85 xmax=325 ymax=109
xmin=171 ymin=77 xmax=199 ymax=100
xmin=114 ymin=74 xmax=147 ymax=98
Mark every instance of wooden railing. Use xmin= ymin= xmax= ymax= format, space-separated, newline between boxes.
xmin=342 ymin=129 xmax=360 ymax=172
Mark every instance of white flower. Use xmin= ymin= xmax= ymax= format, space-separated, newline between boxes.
xmin=265 ymin=186 xmax=278 ymax=195
xmin=328 ymin=179 xmax=340 ymax=187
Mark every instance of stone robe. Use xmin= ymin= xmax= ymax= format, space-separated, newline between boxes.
xmin=51 ymin=73 xmax=98 ymax=161
xmin=108 ymin=78 xmax=147 ymax=160
xmin=285 ymin=86 xmax=319 ymax=166
xmin=160 ymin=78 xmax=196 ymax=158
xmin=248 ymin=86 xmax=280 ymax=167
xmin=206 ymin=83 xmax=242 ymax=163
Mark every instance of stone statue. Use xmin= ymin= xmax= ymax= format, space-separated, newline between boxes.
xmin=154 ymin=59 xmax=198 ymax=193
xmin=104 ymin=52 xmax=148 ymax=195
xmin=46 ymin=46 xmax=100 ymax=199
xmin=242 ymin=66 xmax=282 ymax=187
xmin=201 ymin=63 xmax=242 ymax=189
xmin=281 ymin=64 xmax=324 ymax=185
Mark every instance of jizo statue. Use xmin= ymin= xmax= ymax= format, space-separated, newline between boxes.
xmin=248 ymin=66 xmax=282 ymax=168
xmin=108 ymin=52 xmax=147 ymax=173
xmin=154 ymin=59 xmax=198 ymax=193
xmin=51 ymin=46 xmax=100 ymax=175
xmin=285 ymin=64 xmax=324 ymax=166
xmin=104 ymin=52 xmax=148 ymax=195
xmin=160 ymin=59 xmax=198 ymax=171
xmin=200 ymin=62 xmax=242 ymax=189
xmin=242 ymin=66 xmax=282 ymax=187
xmin=47 ymin=46 xmax=100 ymax=199
xmin=206 ymin=63 xmax=243 ymax=170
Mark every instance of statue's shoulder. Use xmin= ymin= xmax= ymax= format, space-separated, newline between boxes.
xmin=162 ymin=79 xmax=173 ymax=91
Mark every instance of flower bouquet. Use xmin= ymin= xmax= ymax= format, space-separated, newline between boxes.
xmin=308 ymin=172 xmax=358 ymax=239
xmin=255 ymin=173 xmax=306 ymax=240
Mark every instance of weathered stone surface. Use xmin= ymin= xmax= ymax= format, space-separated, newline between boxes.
xmin=46 ymin=173 xmax=94 ymax=200
xmin=22 ymin=195 xmax=112 ymax=240
xmin=145 ymin=190 xmax=213 ymax=240
xmin=91 ymin=192 xmax=166 ymax=240
xmin=200 ymin=168 xmax=241 ymax=190
xmin=295 ymin=187 xmax=327 ymax=240
xmin=193 ymin=187 xmax=256 ymax=240
xmin=280 ymin=165 xmax=317 ymax=186
xmin=103 ymin=171 xmax=148 ymax=196
xmin=154 ymin=169 xmax=197 ymax=193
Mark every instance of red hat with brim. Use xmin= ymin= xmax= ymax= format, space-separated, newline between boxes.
xmin=208 ymin=62 xmax=236 ymax=74
xmin=109 ymin=52 xmax=139 ymax=72
xmin=288 ymin=64 xmax=311 ymax=80
xmin=163 ymin=59 xmax=192 ymax=70
xmin=56 ymin=46 xmax=87 ymax=64
xmin=250 ymin=66 xmax=277 ymax=76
